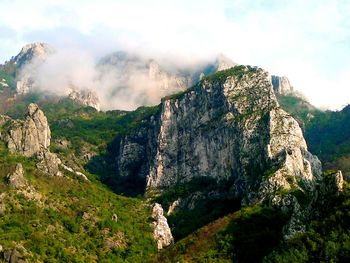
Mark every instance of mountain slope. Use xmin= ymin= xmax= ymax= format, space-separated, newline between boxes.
xmin=0 ymin=143 xmax=157 ymax=262
xmin=0 ymin=52 xmax=347 ymax=262
xmin=304 ymin=106 xmax=350 ymax=180
xmin=0 ymin=104 xmax=159 ymax=262
xmin=106 ymin=65 xmax=329 ymax=246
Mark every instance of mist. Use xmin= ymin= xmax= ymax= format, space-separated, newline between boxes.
xmin=19 ymin=45 xmax=213 ymax=111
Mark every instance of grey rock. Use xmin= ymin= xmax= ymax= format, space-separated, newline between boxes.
xmin=0 ymin=104 xmax=65 ymax=176
xmin=152 ymin=203 xmax=173 ymax=250
xmin=116 ymin=67 xmax=321 ymax=201
xmin=115 ymin=66 xmax=323 ymax=237
xmin=11 ymin=43 xmax=52 ymax=70
xmin=2 ymin=103 xmax=51 ymax=157
xmin=271 ymin=75 xmax=294 ymax=96
xmin=167 ymin=198 xmax=182 ymax=215
xmin=6 ymin=163 xmax=27 ymax=189
xmin=12 ymin=43 xmax=53 ymax=95
xmin=75 ymin=171 xmax=89 ymax=181
xmin=68 ymin=89 xmax=101 ymax=111
xmin=320 ymin=170 xmax=344 ymax=196
xmin=2 ymin=244 xmax=29 ymax=263
xmin=36 ymin=150 xmax=62 ymax=176
xmin=16 ymin=78 xmax=33 ymax=95
xmin=214 ymin=53 xmax=237 ymax=71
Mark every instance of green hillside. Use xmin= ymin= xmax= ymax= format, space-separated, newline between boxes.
xmin=0 ymin=141 xmax=157 ymax=262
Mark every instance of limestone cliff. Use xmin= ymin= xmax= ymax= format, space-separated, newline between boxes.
xmin=152 ymin=203 xmax=174 ymax=249
xmin=68 ymin=89 xmax=101 ymax=111
xmin=115 ymin=65 xmax=323 ymax=236
xmin=1 ymin=103 xmax=51 ymax=157
xmin=6 ymin=163 xmax=27 ymax=189
xmin=0 ymin=103 xmax=87 ymax=178
xmin=11 ymin=43 xmax=53 ymax=95
xmin=271 ymin=75 xmax=294 ymax=96
xmin=10 ymin=43 xmax=53 ymax=70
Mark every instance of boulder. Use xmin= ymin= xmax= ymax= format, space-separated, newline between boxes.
xmin=3 ymin=103 xmax=51 ymax=157
xmin=152 ymin=203 xmax=173 ymax=250
xmin=6 ymin=163 xmax=27 ymax=189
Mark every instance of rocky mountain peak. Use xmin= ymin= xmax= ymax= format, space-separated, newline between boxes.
xmin=12 ymin=42 xmax=52 ymax=69
xmin=0 ymin=103 xmax=51 ymax=157
xmin=271 ymin=75 xmax=294 ymax=96
xmin=115 ymin=65 xmax=322 ymax=236
xmin=68 ymin=89 xmax=101 ymax=111
xmin=214 ymin=53 xmax=237 ymax=71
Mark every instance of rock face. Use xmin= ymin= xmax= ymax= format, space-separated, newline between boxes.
xmin=68 ymin=89 xmax=101 ymax=111
xmin=11 ymin=43 xmax=52 ymax=70
xmin=115 ymin=66 xmax=322 ymax=235
xmin=320 ymin=170 xmax=344 ymax=195
xmin=152 ymin=203 xmax=174 ymax=249
xmin=6 ymin=163 xmax=27 ymax=189
xmin=99 ymin=51 xmax=237 ymax=103
xmin=0 ymin=104 xmax=65 ymax=176
xmin=214 ymin=54 xmax=237 ymax=71
xmin=1 ymin=103 xmax=51 ymax=157
xmin=271 ymin=75 xmax=294 ymax=96
xmin=16 ymin=79 xmax=33 ymax=94
xmin=11 ymin=43 xmax=53 ymax=95
xmin=6 ymin=43 xmax=101 ymax=110
xmin=148 ymin=60 xmax=192 ymax=94
xmin=116 ymin=66 xmax=321 ymax=199
xmin=36 ymin=150 xmax=62 ymax=177
xmin=1 ymin=244 xmax=29 ymax=263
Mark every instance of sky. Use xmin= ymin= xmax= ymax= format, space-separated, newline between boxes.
xmin=0 ymin=0 xmax=349 ymax=109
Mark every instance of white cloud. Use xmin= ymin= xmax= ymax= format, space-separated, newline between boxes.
xmin=0 ymin=0 xmax=349 ymax=109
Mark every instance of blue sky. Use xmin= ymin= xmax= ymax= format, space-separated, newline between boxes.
xmin=0 ymin=0 xmax=349 ymax=109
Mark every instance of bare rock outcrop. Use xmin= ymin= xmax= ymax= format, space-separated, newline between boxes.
xmin=36 ymin=150 xmax=63 ymax=177
xmin=68 ymin=89 xmax=101 ymax=111
xmin=12 ymin=43 xmax=53 ymax=95
xmin=115 ymin=66 xmax=323 ymax=237
xmin=271 ymin=75 xmax=294 ymax=96
xmin=319 ymin=170 xmax=344 ymax=197
xmin=0 ymin=104 xmax=65 ymax=177
xmin=6 ymin=163 xmax=27 ymax=189
xmin=1 ymin=244 xmax=29 ymax=263
xmin=2 ymin=103 xmax=51 ymax=157
xmin=152 ymin=203 xmax=173 ymax=250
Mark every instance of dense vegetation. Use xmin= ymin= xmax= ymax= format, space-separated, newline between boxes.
xmin=0 ymin=142 xmax=157 ymax=262
xmin=152 ymin=177 xmax=241 ymax=240
xmin=0 ymin=70 xmax=16 ymax=90
xmin=304 ymin=106 xmax=350 ymax=179
xmin=3 ymin=96 xmax=161 ymax=196
xmin=1 ymin=67 xmax=350 ymax=262
xmin=265 ymin=182 xmax=350 ymax=262
xmin=154 ymin=206 xmax=289 ymax=263
xmin=277 ymin=94 xmax=318 ymax=125
xmin=203 ymin=65 xmax=260 ymax=83
xmin=277 ymin=93 xmax=350 ymax=179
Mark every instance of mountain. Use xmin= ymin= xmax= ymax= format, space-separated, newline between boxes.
xmin=0 ymin=43 xmax=238 ymax=112
xmin=0 ymin=103 xmax=162 ymax=262
xmin=0 ymin=43 xmax=101 ymax=111
xmin=304 ymin=105 xmax=350 ymax=180
xmin=97 ymin=50 xmax=237 ymax=101
xmin=109 ymin=65 xmax=329 ymax=240
xmin=0 ymin=45 xmax=348 ymax=262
